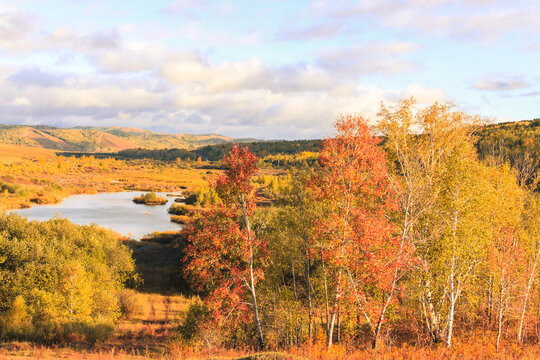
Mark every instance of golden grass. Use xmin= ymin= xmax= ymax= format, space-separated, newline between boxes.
xmin=0 ymin=144 xmax=55 ymax=164
xmin=2 ymin=293 xmax=540 ymax=360
xmin=0 ymin=293 xmax=193 ymax=359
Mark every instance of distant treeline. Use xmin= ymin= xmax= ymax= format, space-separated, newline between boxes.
xmin=476 ymin=118 xmax=540 ymax=188
xmin=57 ymin=119 xmax=540 ymax=180
xmin=58 ymin=139 xmax=322 ymax=162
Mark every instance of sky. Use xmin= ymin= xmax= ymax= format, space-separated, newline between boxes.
xmin=0 ymin=0 xmax=538 ymax=139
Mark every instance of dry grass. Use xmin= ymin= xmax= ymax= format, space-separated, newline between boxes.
xmin=0 ymin=293 xmax=193 ymax=359
xmin=1 ymin=293 xmax=539 ymax=359
xmin=0 ymin=144 xmax=55 ymax=164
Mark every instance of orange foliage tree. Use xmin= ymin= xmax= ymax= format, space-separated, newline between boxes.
xmin=184 ymin=146 xmax=269 ymax=349
xmin=309 ymin=114 xmax=413 ymax=348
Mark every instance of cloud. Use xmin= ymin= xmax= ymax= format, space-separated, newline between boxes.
xmin=473 ymin=78 xmax=530 ymax=91
xmin=401 ymin=85 xmax=447 ymax=105
xmin=0 ymin=3 xmax=456 ymax=139
xmin=525 ymin=43 xmax=540 ymax=51
xmin=316 ymin=42 xmax=419 ymax=75
xmin=163 ymin=0 xmax=211 ymax=17
xmin=10 ymin=97 xmax=31 ymax=106
xmin=0 ymin=55 xmax=448 ymax=139
xmin=0 ymin=10 xmax=35 ymax=50
xmin=276 ymin=23 xmax=342 ymax=41
xmin=162 ymin=56 xmax=274 ymax=93
xmin=516 ymin=91 xmax=540 ymax=98
xmin=48 ymin=27 xmax=122 ymax=52
xmin=7 ymin=67 xmax=66 ymax=88
xmin=306 ymin=0 xmax=540 ymax=41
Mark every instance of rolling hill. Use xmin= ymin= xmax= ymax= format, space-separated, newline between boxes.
xmin=0 ymin=125 xmax=255 ymax=152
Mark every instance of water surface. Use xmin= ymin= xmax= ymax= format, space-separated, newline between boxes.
xmin=11 ymin=191 xmax=182 ymax=239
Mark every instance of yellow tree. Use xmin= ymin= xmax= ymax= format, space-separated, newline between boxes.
xmin=378 ymin=99 xmax=481 ymax=345
xmin=517 ymin=193 xmax=540 ymax=342
xmin=378 ymin=99 xmax=523 ymax=347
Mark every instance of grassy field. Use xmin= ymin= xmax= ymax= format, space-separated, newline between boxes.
xmin=0 ymin=144 xmax=55 ymax=164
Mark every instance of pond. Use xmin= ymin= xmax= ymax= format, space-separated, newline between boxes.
xmin=10 ymin=191 xmax=183 ymax=239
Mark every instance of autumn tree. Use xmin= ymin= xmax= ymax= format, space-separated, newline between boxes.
xmin=184 ymin=146 xmax=269 ymax=349
xmin=309 ymin=114 xmax=412 ymax=348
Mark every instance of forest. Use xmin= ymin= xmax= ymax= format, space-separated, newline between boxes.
xmin=1 ymin=99 xmax=540 ymax=359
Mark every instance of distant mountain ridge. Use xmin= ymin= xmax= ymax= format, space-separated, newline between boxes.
xmin=0 ymin=125 xmax=256 ymax=152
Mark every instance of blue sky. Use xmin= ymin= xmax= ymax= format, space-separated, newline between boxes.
xmin=0 ymin=0 xmax=538 ymax=139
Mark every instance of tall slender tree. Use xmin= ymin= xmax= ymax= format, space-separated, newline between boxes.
xmin=184 ymin=146 xmax=269 ymax=349
xmin=310 ymin=114 xmax=412 ymax=348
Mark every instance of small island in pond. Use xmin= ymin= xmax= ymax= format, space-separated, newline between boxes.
xmin=133 ymin=192 xmax=167 ymax=205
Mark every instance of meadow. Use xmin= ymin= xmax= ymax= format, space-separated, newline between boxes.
xmin=0 ymin=149 xmax=214 ymax=212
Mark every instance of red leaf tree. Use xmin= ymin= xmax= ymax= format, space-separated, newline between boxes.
xmin=310 ymin=114 xmax=413 ymax=348
xmin=184 ymin=146 xmax=268 ymax=349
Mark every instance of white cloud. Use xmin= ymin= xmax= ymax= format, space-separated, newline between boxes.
xmin=276 ymin=22 xmax=341 ymax=41
xmin=164 ymin=0 xmax=211 ymax=16
xmin=0 ymin=4 xmax=454 ymax=139
xmin=10 ymin=97 xmax=31 ymax=106
xmin=316 ymin=42 xmax=420 ymax=75
xmin=0 ymin=10 xmax=35 ymax=51
xmin=473 ymin=78 xmax=530 ymax=91
xmin=401 ymin=85 xmax=447 ymax=105
xmin=307 ymin=0 xmax=540 ymax=42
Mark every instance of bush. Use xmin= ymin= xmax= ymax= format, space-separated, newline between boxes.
xmin=183 ymin=186 xmax=220 ymax=207
xmin=169 ymin=203 xmax=189 ymax=215
xmin=0 ymin=214 xmax=137 ymax=343
xmin=118 ymin=289 xmax=149 ymax=319
xmin=133 ymin=192 xmax=167 ymax=205
xmin=178 ymin=298 xmax=212 ymax=344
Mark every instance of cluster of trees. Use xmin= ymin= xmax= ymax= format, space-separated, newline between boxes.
xmin=182 ymin=99 xmax=540 ymax=352
xmin=0 ymin=215 xmax=137 ymax=342
xmin=191 ymin=140 xmax=321 ymax=161
xmin=182 ymin=186 xmax=221 ymax=207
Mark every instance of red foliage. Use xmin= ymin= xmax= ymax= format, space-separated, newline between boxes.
xmin=216 ymin=145 xmax=259 ymax=213
xmin=184 ymin=146 xmax=269 ymax=331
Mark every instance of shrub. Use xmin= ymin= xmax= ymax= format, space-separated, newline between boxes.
xmin=133 ymin=192 xmax=167 ymax=205
xmin=118 ymin=289 xmax=149 ymax=319
xmin=177 ymin=298 xmax=218 ymax=348
xmin=168 ymin=203 xmax=189 ymax=215
xmin=0 ymin=214 xmax=137 ymax=343
xmin=183 ymin=186 xmax=220 ymax=207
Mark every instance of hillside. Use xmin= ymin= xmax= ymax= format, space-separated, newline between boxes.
xmin=0 ymin=125 xmax=255 ymax=152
